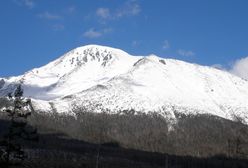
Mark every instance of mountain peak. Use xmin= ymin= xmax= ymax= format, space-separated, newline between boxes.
xmin=3 ymin=45 xmax=140 ymax=100
xmin=49 ymin=44 xmax=133 ymax=71
xmin=1 ymin=45 xmax=248 ymax=123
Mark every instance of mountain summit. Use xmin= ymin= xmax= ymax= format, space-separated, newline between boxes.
xmin=1 ymin=45 xmax=248 ymax=122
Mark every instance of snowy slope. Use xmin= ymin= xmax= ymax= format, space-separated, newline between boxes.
xmin=0 ymin=45 xmax=140 ymax=100
xmin=1 ymin=45 xmax=248 ymax=122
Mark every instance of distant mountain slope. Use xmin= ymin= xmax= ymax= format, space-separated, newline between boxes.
xmin=1 ymin=45 xmax=248 ymax=122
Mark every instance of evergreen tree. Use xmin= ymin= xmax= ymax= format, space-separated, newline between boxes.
xmin=0 ymin=84 xmax=38 ymax=166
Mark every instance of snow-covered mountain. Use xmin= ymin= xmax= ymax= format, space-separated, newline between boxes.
xmin=1 ymin=45 xmax=248 ymax=123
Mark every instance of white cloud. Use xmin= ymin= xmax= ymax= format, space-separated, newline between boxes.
xmin=116 ymin=0 xmax=141 ymax=18
xmin=68 ymin=6 xmax=76 ymax=13
xmin=102 ymin=28 xmax=112 ymax=33
xmin=96 ymin=8 xmax=110 ymax=19
xmin=132 ymin=40 xmax=138 ymax=47
xmin=83 ymin=28 xmax=112 ymax=39
xmin=13 ymin=0 xmax=35 ymax=9
xmin=230 ymin=56 xmax=248 ymax=80
xmin=177 ymin=49 xmax=195 ymax=57
xmin=162 ymin=40 xmax=170 ymax=50
xmin=95 ymin=0 xmax=141 ymax=21
xmin=38 ymin=12 xmax=62 ymax=20
xmin=23 ymin=0 xmax=34 ymax=8
xmin=52 ymin=24 xmax=65 ymax=31
xmin=83 ymin=28 xmax=102 ymax=38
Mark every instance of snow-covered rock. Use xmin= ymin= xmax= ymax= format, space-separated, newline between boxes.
xmin=1 ymin=45 xmax=248 ymax=122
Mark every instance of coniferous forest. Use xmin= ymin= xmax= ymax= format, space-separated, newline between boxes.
xmin=1 ymin=94 xmax=248 ymax=168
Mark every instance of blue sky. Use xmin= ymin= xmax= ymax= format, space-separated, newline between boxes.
xmin=1 ymin=0 xmax=248 ymax=77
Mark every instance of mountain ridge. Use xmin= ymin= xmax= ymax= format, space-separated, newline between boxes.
xmin=1 ymin=45 xmax=248 ymax=123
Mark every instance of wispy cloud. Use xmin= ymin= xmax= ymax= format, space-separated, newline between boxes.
xmin=38 ymin=12 xmax=62 ymax=20
xmin=162 ymin=40 xmax=170 ymax=50
xmin=83 ymin=28 xmax=112 ymax=39
xmin=230 ymin=56 xmax=248 ymax=80
xmin=96 ymin=8 xmax=110 ymax=19
xmin=177 ymin=49 xmax=195 ymax=57
xmin=116 ymin=0 xmax=141 ymax=18
xmin=23 ymin=0 xmax=34 ymax=8
xmin=67 ymin=6 xmax=76 ymax=13
xmin=13 ymin=0 xmax=35 ymax=9
xmin=102 ymin=28 xmax=112 ymax=34
xmin=95 ymin=0 xmax=141 ymax=22
xmin=52 ymin=24 xmax=65 ymax=31
xmin=83 ymin=28 xmax=102 ymax=38
xmin=132 ymin=40 xmax=139 ymax=47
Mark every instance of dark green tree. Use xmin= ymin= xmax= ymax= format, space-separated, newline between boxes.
xmin=0 ymin=84 xmax=38 ymax=166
